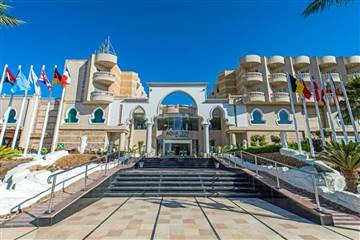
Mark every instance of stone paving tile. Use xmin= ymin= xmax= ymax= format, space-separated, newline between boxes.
xmin=154 ymin=197 xmax=216 ymax=240
xmin=196 ymin=197 xmax=283 ymax=240
xmin=8 ymin=198 xmax=127 ymax=240
xmin=229 ymin=198 xmax=357 ymax=240
xmin=86 ymin=197 xmax=160 ymax=240
xmin=0 ymin=227 xmax=37 ymax=240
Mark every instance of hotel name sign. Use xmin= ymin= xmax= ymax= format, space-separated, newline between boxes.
xmin=166 ymin=130 xmax=191 ymax=138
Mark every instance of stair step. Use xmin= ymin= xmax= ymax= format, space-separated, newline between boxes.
xmin=110 ymin=181 xmax=250 ymax=186
xmin=114 ymin=176 xmax=247 ymax=181
xmin=104 ymin=192 xmax=261 ymax=197
xmin=107 ymin=186 xmax=254 ymax=191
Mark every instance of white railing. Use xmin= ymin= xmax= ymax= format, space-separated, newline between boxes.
xmin=241 ymin=72 xmax=263 ymax=79
xmin=246 ymin=91 xmax=265 ymax=97
xmin=91 ymin=91 xmax=113 ymax=97
xmin=93 ymin=71 xmax=116 ymax=78
xmin=272 ymin=92 xmax=289 ymax=98
xmin=215 ymin=151 xmax=322 ymax=211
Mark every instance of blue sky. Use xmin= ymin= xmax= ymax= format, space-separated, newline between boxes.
xmin=0 ymin=0 xmax=359 ymax=102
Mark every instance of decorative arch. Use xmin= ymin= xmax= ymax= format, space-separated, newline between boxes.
xmin=277 ymin=109 xmax=292 ymax=125
xmin=64 ymin=107 xmax=79 ymax=124
xmin=209 ymin=106 xmax=224 ymax=130
xmin=90 ymin=107 xmax=105 ymax=124
xmin=156 ymin=90 xmax=198 ymax=115
xmin=131 ymin=106 xmax=147 ymax=129
xmin=250 ymin=108 xmax=266 ymax=125
xmin=7 ymin=108 xmax=17 ymax=124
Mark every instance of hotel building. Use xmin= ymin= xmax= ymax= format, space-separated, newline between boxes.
xmin=1 ymin=42 xmax=359 ymax=156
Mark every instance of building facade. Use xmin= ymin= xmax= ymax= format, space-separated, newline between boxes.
xmin=1 ymin=44 xmax=359 ymax=156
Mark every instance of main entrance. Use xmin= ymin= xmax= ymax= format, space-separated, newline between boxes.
xmin=163 ymin=140 xmax=192 ymax=156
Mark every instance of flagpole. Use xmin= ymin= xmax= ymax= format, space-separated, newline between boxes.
xmin=0 ymin=64 xmax=8 ymax=125
xmin=320 ymin=75 xmax=337 ymax=142
xmin=51 ymin=64 xmax=66 ymax=152
xmin=301 ymin=95 xmax=315 ymax=157
xmin=328 ymin=74 xmax=349 ymax=143
xmin=338 ymin=75 xmax=360 ymax=142
xmin=38 ymin=65 xmax=53 ymax=155
xmin=11 ymin=65 xmax=32 ymax=149
xmin=0 ymin=65 xmax=20 ymax=146
xmin=309 ymin=78 xmax=326 ymax=147
xmin=24 ymin=64 xmax=41 ymax=154
xmin=287 ymin=73 xmax=302 ymax=152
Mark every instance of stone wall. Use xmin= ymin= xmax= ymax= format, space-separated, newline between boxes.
xmin=57 ymin=129 xmax=107 ymax=151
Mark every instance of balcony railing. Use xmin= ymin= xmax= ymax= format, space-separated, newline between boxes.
xmin=93 ymin=71 xmax=116 ymax=86
xmin=272 ymin=92 xmax=290 ymax=103
xmin=244 ymin=91 xmax=265 ymax=103
xmin=90 ymin=91 xmax=114 ymax=104
xmin=296 ymin=72 xmax=311 ymax=82
xmin=269 ymin=73 xmax=287 ymax=85
xmin=241 ymin=72 xmax=263 ymax=85
xmin=321 ymin=73 xmax=340 ymax=82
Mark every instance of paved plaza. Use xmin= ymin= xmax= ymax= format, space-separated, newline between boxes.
xmin=0 ymin=197 xmax=359 ymax=240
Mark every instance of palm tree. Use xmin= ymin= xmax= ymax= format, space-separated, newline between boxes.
xmin=303 ymin=0 xmax=354 ymax=16
xmin=0 ymin=145 xmax=20 ymax=161
xmin=340 ymin=76 xmax=360 ymax=124
xmin=0 ymin=0 xmax=24 ymax=26
xmin=320 ymin=141 xmax=360 ymax=193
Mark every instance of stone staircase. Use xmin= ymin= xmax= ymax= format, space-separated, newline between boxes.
xmin=102 ymin=158 xmax=260 ymax=197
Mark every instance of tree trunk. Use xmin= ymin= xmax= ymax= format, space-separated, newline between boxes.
xmin=341 ymin=169 xmax=359 ymax=193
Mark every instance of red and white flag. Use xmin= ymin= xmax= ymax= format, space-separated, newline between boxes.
xmin=4 ymin=67 xmax=16 ymax=85
xmin=61 ymin=66 xmax=71 ymax=86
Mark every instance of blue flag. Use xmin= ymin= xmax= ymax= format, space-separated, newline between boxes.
xmin=13 ymin=70 xmax=31 ymax=93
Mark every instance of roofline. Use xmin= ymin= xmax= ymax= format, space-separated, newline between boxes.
xmin=147 ymin=82 xmax=208 ymax=87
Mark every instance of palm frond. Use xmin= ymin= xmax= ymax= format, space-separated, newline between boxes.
xmin=302 ymin=0 xmax=353 ymax=17
xmin=0 ymin=1 xmax=10 ymax=11
xmin=0 ymin=13 xmax=24 ymax=26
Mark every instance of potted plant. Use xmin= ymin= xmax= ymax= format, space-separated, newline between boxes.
xmin=320 ymin=141 xmax=360 ymax=193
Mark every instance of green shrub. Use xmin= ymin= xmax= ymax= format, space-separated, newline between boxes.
xmin=41 ymin=147 xmax=50 ymax=155
xmin=0 ymin=146 xmax=21 ymax=161
xmin=243 ymin=144 xmax=281 ymax=154
xmin=289 ymin=138 xmax=324 ymax=153
xmin=270 ymin=135 xmax=280 ymax=144
xmin=250 ymin=135 xmax=267 ymax=146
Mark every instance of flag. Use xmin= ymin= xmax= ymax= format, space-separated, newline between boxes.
xmin=61 ymin=66 xmax=71 ymax=86
xmin=329 ymin=74 xmax=341 ymax=101
xmin=37 ymin=69 xmax=52 ymax=90
xmin=4 ymin=67 xmax=16 ymax=85
xmin=29 ymin=68 xmax=41 ymax=96
xmin=302 ymin=81 xmax=312 ymax=99
xmin=52 ymin=67 xmax=62 ymax=85
xmin=312 ymin=79 xmax=321 ymax=101
xmin=289 ymin=74 xmax=304 ymax=94
xmin=14 ymin=70 xmax=31 ymax=92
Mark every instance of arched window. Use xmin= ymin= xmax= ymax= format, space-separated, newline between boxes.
xmin=250 ymin=109 xmax=266 ymax=125
xmin=132 ymin=107 xmax=146 ymax=129
xmin=64 ymin=108 xmax=79 ymax=124
xmin=210 ymin=108 xmax=222 ymax=130
xmin=277 ymin=109 xmax=292 ymax=125
xmin=90 ymin=108 xmax=105 ymax=124
xmin=7 ymin=108 xmax=17 ymax=124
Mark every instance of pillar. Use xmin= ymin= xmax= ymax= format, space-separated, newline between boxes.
xmin=230 ymin=133 xmax=236 ymax=145
xmin=145 ymin=121 xmax=153 ymax=156
xmin=119 ymin=132 xmax=126 ymax=151
xmin=202 ymin=123 xmax=210 ymax=156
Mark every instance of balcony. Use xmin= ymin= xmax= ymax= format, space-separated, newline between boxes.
xmin=269 ymin=73 xmax=287 ymax=85
xmin=319 ymin=56 xmax=336 ymax=68
xmin=293 ymin=56 xmax=310 ymax=68
xmin=267 ymin=56 xmax=285 ymax=68
xmin=93 ymin=71 xmax=116 ymax=86
xmin=240 ymin=55 xmax=261 ymax=67
xmin=296 ymin=73 xmax=311 ymax=82
xmin=272 ymin=92 xmax=290 ymax=103
xmin=241 ymin=72 xmax=263 ymax=85
xmin=244 ymin=92 xmax=265 ymax=103
xmin=322 ymin=73 xmax=341 ymax=83
xmin=345 ymin=56 xmax=360 ymax=67
xmin=90 ymin=91 xmax=113 ymax=104
xmin=95 ymin=52 xmax=117 ymax=68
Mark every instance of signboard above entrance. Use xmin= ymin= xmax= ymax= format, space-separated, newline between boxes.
xmin=166 ymin=130 xmax=190 ymax=138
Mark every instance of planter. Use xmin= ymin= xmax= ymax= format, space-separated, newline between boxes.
xmin=139 ymin=162 xmax=144 ymax=168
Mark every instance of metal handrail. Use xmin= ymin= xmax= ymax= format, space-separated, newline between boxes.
xmin=216 ymin=150 xmax=322 ymax=211
xmin=10 ymin=151 xmax=137 ymax=214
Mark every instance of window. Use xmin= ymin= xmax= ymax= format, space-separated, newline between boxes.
xmin=7 ymin=109 xmax=16 ymax=123
xmin=90 ymin=108 xmax=105 ymax=124
xmin=277 ymin=109 xmax=292 ymax=125
xmin=210 ymin=108 xmax=222 ymax=130
xmin=64 ymin=108 xmax=79 ymax=124
xmin=134 ymin=113 xmax=146 ymax=129
xmin=250 ymin=109 xmax=266 ymax=124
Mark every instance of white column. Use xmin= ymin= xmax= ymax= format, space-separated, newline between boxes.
xmin=38 ymin=92 xmax=52 ymax=154
xmin=230 ymin=133 xmax=236 ymax=145
xmin=145 ymin=122 xmax=153 ymax=156
xmin=11 ymin=92 xmax=27 ymax=149
xmin=202 ymin=123 xmax=210 ymax=156
xmin=119 ymin=131 xmax=126 ymax=151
